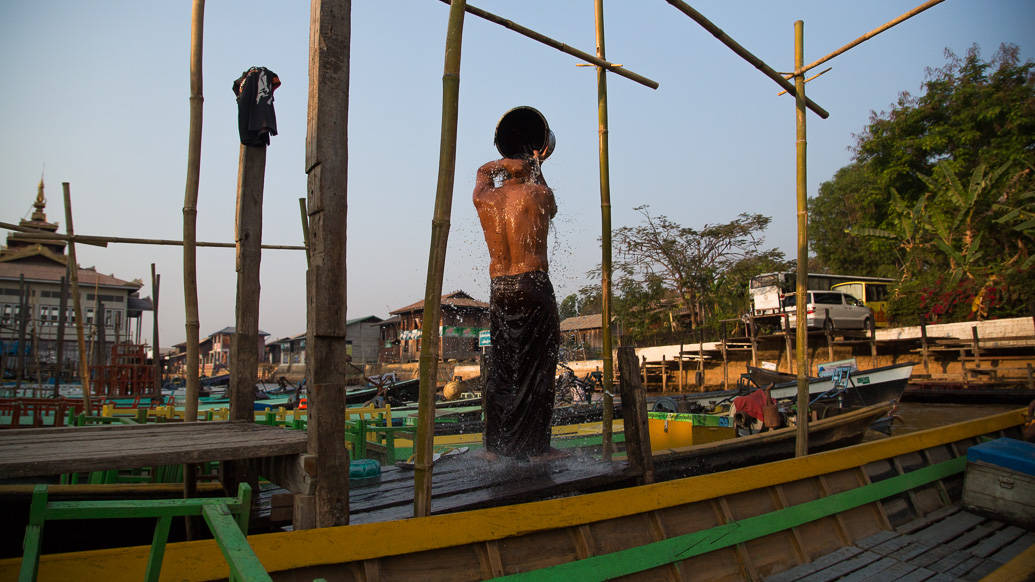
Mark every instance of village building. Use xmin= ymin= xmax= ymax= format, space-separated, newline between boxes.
xmin=0 ymin=181 xmax=152 ymax=380
xmin=265 ymin=315 xmax=385 ymax=378
xmin=389 ymin=291 xmax=489 ymax=363
xmin=559 ymin=314 xmax=618 ymax=360
xmin=167 ymin=326 xmax=269 ymax=378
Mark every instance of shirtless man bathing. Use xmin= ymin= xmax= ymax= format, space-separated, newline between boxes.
xmin=473 ymin=150 xmax=564 ymax=461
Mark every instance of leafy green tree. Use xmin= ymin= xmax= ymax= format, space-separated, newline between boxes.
xmin=810 ymin=44 xmax=1034 ymax=281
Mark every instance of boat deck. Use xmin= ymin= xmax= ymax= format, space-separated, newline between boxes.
xmin=344 ymin=452 xmax=631 ymax=524
xmin=765 ymin=505 xmax=1035 ymax=581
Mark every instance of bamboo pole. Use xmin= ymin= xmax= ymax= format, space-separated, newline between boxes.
xmin=182 ymin=0 xmax=205 ymax=424
xmin=792 ymin=0 xmax=946 ymax=76
xmin=62 ymin=183 xmax=91 ymax=411
xmin=794 ymin=21 xmax=810 ymax=458
xmin=15 ymin=277 xmax=27 ymax=392
xmin=437 ymin=0 xmax=658 ymax=91
xmin=415 ymin=0 xmax=466 ymax=519
xmin=151 ymin=264 xmax=161 ymax=396
xmin=298 ymin=198 xmax=311 ymax=268
xmin=1 ymin=224 xmax=303 ymax=251
xmin=665 ymin=0 xmax=829 ymax=119
xmin=595 ymin=0 xmax=615 ymax=462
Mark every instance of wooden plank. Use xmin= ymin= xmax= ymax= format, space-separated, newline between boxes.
xmin=764 ymin=546 xmax=863 ymax=582
xmin=967 ymin=525 xmax=1026 ymax=558
xmin=617 ymin=347 xmax=654 ymax=483
xmin=853 ymin=559 xmax=924 ymax=582
xmin=854 ymin=530 xmax=898 ymax=550
xmin=895 ymin=505 xmax=962 ymax=534
xmin=893 ymin=566 xmax=938 ymax=582
xmin=794 ymin=551 xmax=882 ymax=582
xmin=988 ymin=532 xmax=1035 ymax=564
xmin=911 ymin=511 xmax=985 ymax=546
xmin=946 ymin=555 xmax=984 ymax=578
xmin=836 ymin=556 xmax=901 ymax=582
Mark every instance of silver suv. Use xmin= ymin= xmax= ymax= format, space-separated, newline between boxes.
xmin=780 ymin=290 xmax=873 ymax=331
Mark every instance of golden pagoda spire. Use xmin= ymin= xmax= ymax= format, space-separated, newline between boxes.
xmin=31 ymin=174 xmax=47 ymax=222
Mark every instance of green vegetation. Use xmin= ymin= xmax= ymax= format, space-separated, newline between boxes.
xmin=562 ymin=44 xmax=1033 ymax=340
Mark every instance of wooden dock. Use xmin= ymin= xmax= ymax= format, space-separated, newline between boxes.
xmin=310 ymin=453 xmax=631 ymax=525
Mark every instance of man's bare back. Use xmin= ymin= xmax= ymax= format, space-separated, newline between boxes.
xmin=473 ymin=157 xmax=556 ymax=278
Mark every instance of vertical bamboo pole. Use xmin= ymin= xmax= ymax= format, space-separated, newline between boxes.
xmin=304 ymin=0 xmax=352 ymax=528
xmin=414 ymin=0 xmax=466 ymax=518
xmin=182 ymin=0 xmax=205 ymax=423
xmin=62 ymin=184 xmax=91 ymax=410
xmin=15 ymin=277 xmax=27 ymax=391
xmin=794 ymin=20 xmax=810 ymax=457
xmin=54 ymin=276 xmax=68 ymax=397
xmin=594 ymin=0 xmax=615 ymax=461
xmin=920 ymin=321 xmax=930 ymax=374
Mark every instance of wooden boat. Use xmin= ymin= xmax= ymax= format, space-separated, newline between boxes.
xmin=656 ymin=362 xmax=914 ymax=413
xmin=7 ymin=407 xmax=1027 ymax=581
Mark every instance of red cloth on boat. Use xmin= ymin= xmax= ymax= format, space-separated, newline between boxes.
xmin=733 ymin=389 xmax=776 ymax=423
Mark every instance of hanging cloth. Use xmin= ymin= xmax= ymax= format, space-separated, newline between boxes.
xmin=233 ymin=67 xmax=281 ymax=146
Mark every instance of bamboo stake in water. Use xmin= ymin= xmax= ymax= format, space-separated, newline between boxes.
xmin=415 ymin=0 xmax=466 ymax=518
xmin=62 ymin=183 xmax=91 ymax=411
xmin=151 ymin=264 xmax=161 ymax=396
xmin=182 ymin=0 xmax=205 ymax=424
xmin=594 ymin=0 xmax=615 ymax=461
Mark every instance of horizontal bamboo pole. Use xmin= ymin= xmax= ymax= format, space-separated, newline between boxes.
xmin=1 ymin=221 xmax=304 ymax=251
xmin=664 ymin=0 xmax=829 ymax=119
xmin=792 ymin=0 xmax=946 ymax=76
xmin=437 ymin=0 xmax=658 ymax=90
xmin=777 ymin=67 xmax=831 ymax=96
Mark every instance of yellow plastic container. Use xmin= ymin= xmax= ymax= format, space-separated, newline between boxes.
xmin=648 ymin=412 xmax=736 ymax=451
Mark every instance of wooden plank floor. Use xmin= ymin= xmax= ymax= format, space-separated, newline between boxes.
xmin=261 ymin=451 xmax=632 ymax=526
xmin=0 ymin=421 xmax=307 ymax=479
xmin=765 ymin=507 xmax=1035 ymax=581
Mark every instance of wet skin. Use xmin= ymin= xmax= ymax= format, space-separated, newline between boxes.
xmin=473 ymin=156 xmax=557 ymax=279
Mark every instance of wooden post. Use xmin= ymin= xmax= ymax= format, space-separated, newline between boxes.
xmin=182 ymin=0 xmax=205 ymax=424
xmin=1026 ymin=364 xmax=1033 ymax=391
xmin=720 ymin=321 xmax=728 ymax=390
xmin=617 ymin=346 xmax=654 ymax=484
xmin=16 ymin=276 xmax=28 ymax=391
xmin=229 ymin=144 xmax=266 ymax=422
xmin=414 ymin=0 xmax=466 ymax=514
xmin=151 ymin=265 xmax=161 ymax=396
xmin=305 ymin=0 xmax=352 ymax=528
xmin=697 ymin=328 xmax=704 ymax=390
xmin=749 ymin=314 xmax=758 ymax=367
xmin=970 ymin=326 xmax=981 ymax=368
xmin=677 ymin=342 xmax=684 ymax=392
xmin=53 ymin=276 xmax=68 ymax=397
xmin=62 ymin=183 xmax=91 ymax=412
xmin=824 ymin=309 xmax=834 ymax=362
xmin=793 ymin=20 xmax=809 ymax=458
xmin=868 ymin=316 xmax=877 ymax=366
xmin=95 ymin=303 xmax=106 ymax=371
xmin=661 ymin=354 xmax=667 ymax=392
xmin=920 ymin=321 xmax=930 ymax=375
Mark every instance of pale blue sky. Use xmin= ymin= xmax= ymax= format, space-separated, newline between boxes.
xmin=1 ymin=1 xmax=1032 ymax=345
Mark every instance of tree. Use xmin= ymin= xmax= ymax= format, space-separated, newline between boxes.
xmin=611 ymin=206 xmax=780 ymax=328
xmin=810 ymin=44 xmax=1034 ymax=279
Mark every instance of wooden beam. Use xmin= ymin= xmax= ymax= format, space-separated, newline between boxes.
xmin=617 ymin=346 xmax=654 ymax=484
xmin=62 ymin=183 xmax=91 ymax=412
xmin=304 ymin=0 xmax=352 ymax=528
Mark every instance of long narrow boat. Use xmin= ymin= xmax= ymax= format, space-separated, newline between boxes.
xmin=5 ymin=408 xmax=1027 ymax=581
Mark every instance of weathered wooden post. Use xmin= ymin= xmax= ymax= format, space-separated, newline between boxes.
xmin=697 ymin=328 xmax=704 ymax=390
xmin=617 ymin=346 xmax=654 ymax=484
xmin=920 ymin=321 xmax=930 ymax=375
xmin=970 ymin=326 xmax=981 ymax=368
xmin=720 ymin=321 xmax=729 ymax=390
xmin=151 ymin=265 xmax=161 ymax=396
xmin=749 ymin=314 xmax=758 ymax=367
xmin=303 ymin=0 xmax=352 ymax=528
xmin=229 ymin=142 xmax=266 ymax=422
xmin=677 ymin=342 xmax=684 ymax=392
xmin=868 ymin=316 xmax=877 ymax=365
xmin=53 ymin=276 xmax=68 ymax=397
xmin=823 ymin=310 xmax=834 ymax=362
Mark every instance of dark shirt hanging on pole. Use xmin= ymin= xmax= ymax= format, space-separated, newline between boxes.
xmin=233 ymin=67 xmax=281 ymax=146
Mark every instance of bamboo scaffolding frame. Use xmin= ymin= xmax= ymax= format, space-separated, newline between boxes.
xmin=777 ymin=67 xmax=831 ymax=96
xmin=665 ymin=0 xmax=829 ymax=119
xmin=182 ymin=0 xmax=205 ymax=424
xmin=436 ymin=0 xmax=658 ymax=90
xmin=0 ymin=222 xmax=304 ymax=251
xmin=61 ymin=183 xmax=91 ymax=411
xmin=414 ymin=0 xmax=467 ymax=519
xmin=792 ymin=0 xmax=947 ymax=76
